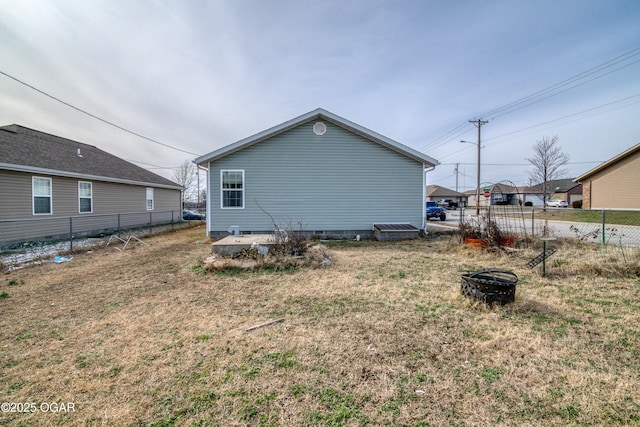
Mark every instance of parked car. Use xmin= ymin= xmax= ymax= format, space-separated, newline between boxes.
xmin=426 ymin=201 xmax=446 ymax=221
xmin=545 ymin=200 xmax=568 ymax=208
xmin=437 ymin=199 xmax=458 ymax=210
xmin=182 ymin=210 xmax=205 ymax=220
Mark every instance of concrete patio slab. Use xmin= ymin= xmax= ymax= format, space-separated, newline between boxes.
xmin=211 ymin=234 xmax=276 ymax=257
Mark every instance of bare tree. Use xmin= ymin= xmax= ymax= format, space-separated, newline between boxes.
xmin=526 ymin=135 xmax=570 ymax=209
xmin=173 ymin=160 xmax=197 ymax=207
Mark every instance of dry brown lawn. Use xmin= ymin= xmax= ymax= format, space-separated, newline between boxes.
xmin=1 ymin=226 xmax=639 ymax=426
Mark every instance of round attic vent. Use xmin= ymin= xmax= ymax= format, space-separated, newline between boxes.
xmin=313 ymin=121 xmax=327 ymax=135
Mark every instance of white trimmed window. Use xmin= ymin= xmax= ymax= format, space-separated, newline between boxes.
xmin=221 ymin=170 xmax=244 ymax=209
xmin=78 ymin=181 xmax=93 ymax=213
xmin=32 ymin=177 xmax=52 ymax=215
xmin=146 ymin=188 xmax=154 ymax=210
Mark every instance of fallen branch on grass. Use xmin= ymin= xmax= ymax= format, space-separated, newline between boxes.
xmin=245 ymin=318 xmax=285 ymax=333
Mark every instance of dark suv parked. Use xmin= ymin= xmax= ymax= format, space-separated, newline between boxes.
xmin=426 ymin=201 xmax=446 ymax=221
xmin=438 ymin=199 xmax=458 ymax=210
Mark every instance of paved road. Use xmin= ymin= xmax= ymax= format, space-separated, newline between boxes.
xmin=426 ymin=209 xmax=640 ymax=247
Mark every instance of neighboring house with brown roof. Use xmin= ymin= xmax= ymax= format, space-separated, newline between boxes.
xmin=426 ymin=185 xmax=467 ymax=205
xmin=523 ymin=178 xmax=582 ymax=206
xmin=0 ymin=124 xmax=182 ymax=221
xmin=574 ymin=143 xmax=640 ymax=209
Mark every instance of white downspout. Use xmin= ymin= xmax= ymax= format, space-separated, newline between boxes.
xmin=423 ymin=164 xmax=436 ymax=232
xmin=205 ymin=161 xmax=211 ymax=238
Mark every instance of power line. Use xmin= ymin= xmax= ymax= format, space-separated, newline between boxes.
xmin=433 ymin=92 xmax=640 ymax=163
xmin=127 ymin=159 xmax=180 ymax=170
xmin=417 ymin=47 xmax=640 ymax=153
xmin=420 ymin=121 xmax=470 ymax=151
xmin=484 ymin=92 xmax=640 ymax=144
xmin=0 ymin=69 xmax=201 ymax=156
xmin=478 ymin=48 xmax=640 ymax=119
xmin=490 ymin=58 xmax=640 ymax=120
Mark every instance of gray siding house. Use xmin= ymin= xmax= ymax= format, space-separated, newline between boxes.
xmin=0 ymin=125 xmax=182 ymax=242
xmin=195 ymin=109 xmax=439 ymax=238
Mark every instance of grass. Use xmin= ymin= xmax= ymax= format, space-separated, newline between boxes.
xmin=0 ymin=225 xmax=638 ymax=426
xmin=526 ymin=208 xmax=640 ymax=226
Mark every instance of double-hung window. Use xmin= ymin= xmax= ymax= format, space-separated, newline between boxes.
xmin=78 ymin=182 xmax=93 ymax=213
xmin=146 ymin=188 xmax=154 ymax=210
xmin=32 ymin=177 xmax=52 ymax=215
xmin=221 ymin=170 xmax=244 ymax=209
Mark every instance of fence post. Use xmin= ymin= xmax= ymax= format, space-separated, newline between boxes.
xmin=531 ymin=208 xmax=535 ymax=237
xmin=601 ymin=209 xmax=606 ymax=247
xmin=69 ymin=217 xmax=73 ymax=252
xmin=117 ymin=214 xmax=121 ymax=237
xmin=149 ymin=212 xmax=153 ymax=235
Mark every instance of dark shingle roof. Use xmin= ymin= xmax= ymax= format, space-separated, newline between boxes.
xmin=0 ymin=124 xmax=180 ymax=189
xmin=525 ymin=178 xmax=580 ymax=193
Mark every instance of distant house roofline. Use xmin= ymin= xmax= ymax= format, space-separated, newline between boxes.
xmin=524 ymin=178 xmax=581 ymax=193
xmin=195 ymin=108 xmax=439 ymax=167
xmin=462 ymin=183 xmax=520 ymax=194
xmin=0 ymin=124 xmax=182 ymax=190
xmin=574 ymin=143 xmax=640 ymax=182
xmin=426 ymin=184 xmax=466 ymax=198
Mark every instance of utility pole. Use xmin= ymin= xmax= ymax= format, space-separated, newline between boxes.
xmin=454 ymin=163 xmax=459 ymax=192
xmin=470 ymin=119 xmax=488 ymax=215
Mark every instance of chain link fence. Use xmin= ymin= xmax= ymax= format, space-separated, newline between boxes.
xmin=470 ymin=207 xmax=640 ymax=247
xmin=0 ymin=210 xmax=201 ymax=252
xmin=456 ymin=206 xmax=640 ymax=276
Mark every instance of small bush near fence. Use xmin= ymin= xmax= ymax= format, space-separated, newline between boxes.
xmin=458 ymin=207 xmax=640 ymax=277
xmin=460 ymin=207 xmax=640 ymax=243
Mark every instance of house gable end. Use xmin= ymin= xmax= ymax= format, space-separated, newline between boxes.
xmin=195 ymin=108 xmax=438 ymax=167
xmin=575 ymin=143 xmax=640 ymax=182
xmin=206 ymin=120 xmax=426 ymax=233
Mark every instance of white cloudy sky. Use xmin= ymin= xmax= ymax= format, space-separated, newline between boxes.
xmin=1 ymin=0 xmax=639 ymax=191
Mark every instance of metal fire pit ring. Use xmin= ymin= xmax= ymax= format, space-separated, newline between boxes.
xmin=460 ymin=268 xmax=518 ymax=305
